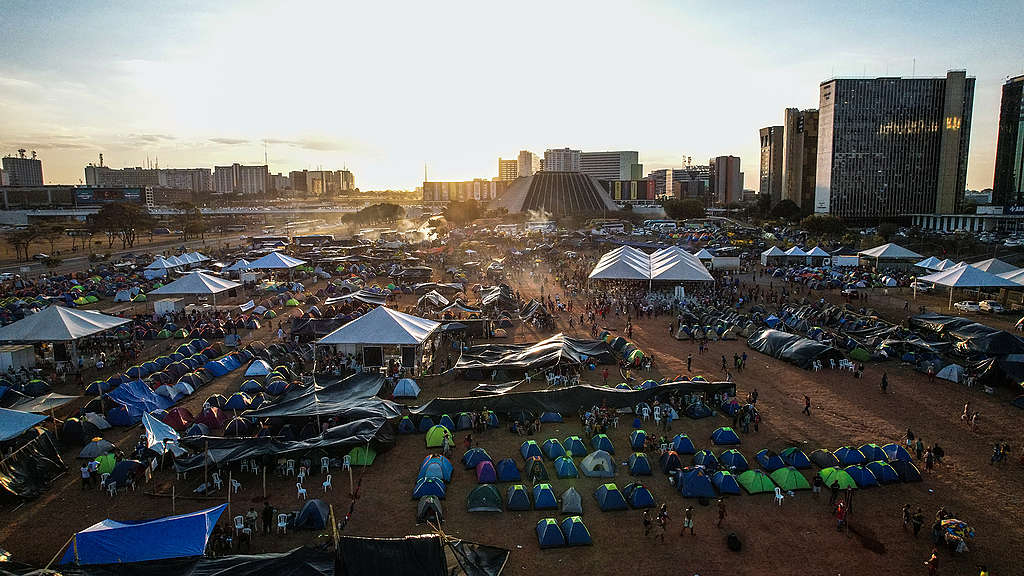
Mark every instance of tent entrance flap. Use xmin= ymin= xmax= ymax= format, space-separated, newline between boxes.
xmin=363 ymin=347 xmax=383 ymax=367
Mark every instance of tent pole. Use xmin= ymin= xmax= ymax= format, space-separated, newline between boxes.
xmin=949 ymin=286 xmax=953 ymax=310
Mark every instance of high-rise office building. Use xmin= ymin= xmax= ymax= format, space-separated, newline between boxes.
xmin=543 ymin=148 xmax=581 ymax=172
xmin=85 ymin=165 xmax=160 ymax=187
xmin=782 ymin=108 xmax=819 ymax=211
xmin=518 ymin=150 xmax=540 ymax=177
xmin=759 ymin=127 xmax=783 ymax=206
xmin=286 ymin=169 xmax=353 ymax=195
xmin=214 ymin=164 xmax=268 ymax=194
xmin=815 ymin=70 xmax=974 ymax=219
xmin=580 ymin=151 xmax=640 ymax=181
xmin=709 ymin=156 xmax=742 ymax=205
xmin=2 ymin=150 xmax=44 ymax=186
xmin=993 ymin=74 xmax=1024 ymax=206
xmin=159 ymin=168 xmax=213 ymax=193
xmin=647 ymin=165 xmax=710 ymax=198
xmin=422 ymin=179 xmax=509 ymax=204
xmin=497 ymin=158 xmax=519 ymax=181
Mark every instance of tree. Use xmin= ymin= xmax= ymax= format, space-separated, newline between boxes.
xmin=173 ymin=202 xmax=206 ymax=241
xmin=442 ymin=200 xmax=483 ymax=226
xmin=800 ymin=214 xmax=846 ymax=237
xmin=877 ymin=222 xmax=898 ymax=242
xmin=91 ymin=204 xmax=156 ymax=250
xmin=3 ymin=228 xmax=39 ymax=261
xmin=38 ymin=223 xmax=65 ymax=256
xmin=662 ymin=198 xmax=705 ymax=220
xmin=770 ymin=199 xmax=802 ymax=221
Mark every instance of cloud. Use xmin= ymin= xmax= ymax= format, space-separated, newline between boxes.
xmin=129 ymin=133 xmax=177 ymax=143
xmin=264 ymin=137 xmax=353 ymax=152
xmin=0 ymin=75 xmax=39 ymax=90
xmin=0 ymin=134 xmax=95 ymax=151
xmin=209 ymin=137 xmax=249 ymax=145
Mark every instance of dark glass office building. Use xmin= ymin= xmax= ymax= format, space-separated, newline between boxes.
xmin=814 ymin=70 xmax=974 ymax=220
xmin=993 ymin=75 xmax=1024 ymax=206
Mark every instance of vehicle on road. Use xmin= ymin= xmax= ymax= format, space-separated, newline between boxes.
xmin=0 ymin=272 xmax=15 ymax=281
xmin=32 ymin=253 xmax=49 ymax=261
xmin=979 ymin=300 xmax=1005 ymax=314
xmin=909 ymin=281 xmax=933 ymax=293
xmin=954 ymin=301 xmax=981 ymax=313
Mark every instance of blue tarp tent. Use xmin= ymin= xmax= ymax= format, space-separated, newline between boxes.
xmin=671 ymin=434 xmax=695 ymax=454
xmin=294 ymin=499 xmax=329 ymax=530
xmin=628 ymin=452 xmax=652 ymax=476
xmin=107 ymin=379 xmax=172 ymax=423
xmin=0 ymin=407 xmax=46 ymax=441
xmin=679 ymin=468 xmax=716 ymax=498
xmin=712 ymin=470 xmax=741 ymax=495
xmin=496 ymin=458 xmax=521 ymax=482
xmin=60 ymin=504 xmax=226 ymax=565
xmin=622 ymin=482 xmax=655 ymax=508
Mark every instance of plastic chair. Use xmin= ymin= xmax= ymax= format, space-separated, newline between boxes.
xmin=240 ymin=460 xmax=249 ymax=473
xmin=99 ymin=472 xmax=110 ymax=489
xmin=342 ymin=455 xmax=351 ymax=471
xmin=297 ymin=469 xmax=306 ymax=485
xmin=233 ymin=515 xmax=249 ymax=537
xmin=774 ymin=487 xmax=784 ymax=506
xmin=212 ymin=472 xmax=223 ymax=491
xmin=296 ymin=482 xmax=307 ymax=500
xmin=277 ymin=513 xmax=288 ymax=535
xmin=322 ymin=474 xmax=332 ymax=492
xmin=107 ymin=482 xmax=117 ymax=498
xmin=249 ymin=459 xmax=259 ymax=475
xmin=320 ymin=456 xmax=330 ymax=475
xmin=285 ymin=459 xmax=296 ymax=476
xmin=829 ymin=359 xmax=836 ymax=370
xmin=231 ymin=479 xmax=241 ymax=493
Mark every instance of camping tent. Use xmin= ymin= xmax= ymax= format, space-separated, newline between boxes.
xmin=712 ymin=470 xmax=741 ymax=495
xmin=560 ymin=487 xmax=583 ymax=515
xmin=834 ymin=446 xmax=867 ymax=466
xmin=425 ymin=425 xmax=450 ymax=448
xmin=60 ymin=504 xmax=226 ymax=565
xmin=245 ymin=251 xmax=307 ymax=270
xmin=671 ymin=434 xmax=695 ymax=454
xmin=536 ymin=518 xmax=565 ymax=549
xmin=679 ymin=468 xmax=716 ymax=498
xmin=560 ymin=516 xmax=592 ymax=546
xmin=843 ymin=465 xmax=878 ymax=488
xmin=755 ymin=449 xmax=786 ymax=472
xmin=865 ymin=461 xmax=901 ymax=485
xmin=495 ymin=458 xmax=520 ymax=482
xmin=467 ymin=484 xmax=502 ymax=512
xmin=580 ymin=450 xmax=615 ymax=477
xmin=622 ymin=482 xmax=655 ymax=508
xmin=628 ymin=452 xmax=652 ymax=475
xmin=737 ymin=470 xmax=776 ymax=494
xmin=393 ymin=378 xmax=421 ymax=398
xmin=780 ymin=447 xmax=811 ymax=469
xmin=593 ymin=483 xmax=628 ymax=511
xmin=506 ymin=484 xmax=531 ymax=511
xmin=475 ymin=461 xmax=497 ymax=483
xmin=718 ymin=449 xmax=748 ymax=473
xmin=294 ymin=499 xmax=330 ymax=530
xmin=818 ymin=467 xmax=857 ymax=489
xmin=413 ymin=477 xmax=447 ymax=500
xmin=769 ymin=466 xmax=810 ymax=491
xmin=554 ymin=457 xmax=579 ymax=479
xmin=416 ymin=495 xmax=443 ymax=524
xmin=935 ymin=364 xmax=963 ymax=383
xmin=532 ymin=483 xmax=558 ymax=509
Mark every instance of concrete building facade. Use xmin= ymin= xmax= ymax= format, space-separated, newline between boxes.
xmin=759 ymin=126 xmax=783 ymax=206
xmin=993 ymin=74 xmax=1024 ymax=206
xmin=709 ymin=155 xmax=742 ymax=205
xmin=2 ymin=152 xmax=44 ymax=186
xmin=782 ymin=108 xmax=819 ymax=211
xmin=814 ymin=70 xmax=974 ymax=220
xmin=580 ymin=151 xmax=640 ymax=181
xmin=543 ymin=148 xmax=581 ymax=172
xmin=497 ymin=158 xmax=519 ymax=181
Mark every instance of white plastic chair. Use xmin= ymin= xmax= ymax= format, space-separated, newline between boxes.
xmin=249 ymin=459 xmax=259 ymax=475
xmin=829 ymin=359 xmax=836 ymax=370
xmin=107 ymin=482 xmax=117 ymax=498
xmin=296 ymin=482 xmax=307 ymax=500
xmin=322 ymin=474 xmax=332 ymax=492
xmin=99 ymin=472 xmax=110 ymax=489
xmin=774 ymin=486 xmax=784 ymax=506
xmin=277 ymin=513 xmax=288 ymax=534
xmin=342 ymin=455 xmax=351 ymax=471
xmin=212 ymin=472 xmax=223 ymax=491
xmin=233 ymin=515 xmax=251 ymax=538
xmin=297 ymin=469 xmax=306 ymax=485
xmin=285 ymin=459 xmax=296 ymax=476
xmin=321 ymin=456 xmax=330 ymax=475
xmin=231 ymin=479 xmax=241 ymax=494
xmin=240 ymin=460 xmax=250 ymax=473
xmin=524 ymin=372 xmax=532 ymax=384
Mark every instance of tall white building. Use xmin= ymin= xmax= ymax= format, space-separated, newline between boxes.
xmin=214 ymin=163 xmax=268 ymax=194
xmin=497 ymin=158 xmax=519 ymax=181
xmin=160 ymin=168 xmax=213 ymax=192
xmin=518 ymin=150 xmax=540 ymax=177
xmin=543 ymin=148 xmax=581 ymax=172
xmin=580 ymin=151 xmax=640 ymax=180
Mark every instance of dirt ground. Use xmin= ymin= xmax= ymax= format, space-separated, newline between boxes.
xmin=2 ymin=266 xmax=1022 ymax=576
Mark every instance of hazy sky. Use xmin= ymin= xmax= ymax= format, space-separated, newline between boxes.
xmin=1 ymin=0 xmax=1022 ymax=191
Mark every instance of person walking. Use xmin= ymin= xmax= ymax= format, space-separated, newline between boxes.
xmin=642 ymin=510 xmax=652 ymax=537
xmin=716 ymin=499 xmax=726 ymax=528
xmin=880 ymin=372 xmax=888 ymax=394
xmin=924 ymin=548 xmax=939 ymax=576
xmin=802 ymin=395 xmax=811 ymax=416
xmin=911 ymin=508 xmax=924 ymax=537
xmin=902 ymin=504 xmax=912 ymax=532
xmin=686 ymin=354 xmax=692 ymax=372
xmin=681 ymin=506 xmax=694 ymax=536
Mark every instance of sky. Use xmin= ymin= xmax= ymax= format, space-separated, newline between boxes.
xmin=1 ymin=0 xmax=1022 ymax=191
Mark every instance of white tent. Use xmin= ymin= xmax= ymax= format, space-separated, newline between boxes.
xmin=225 ymin=259 xmax=252 ymax=272
xmin=187 ymin=252 xmax=210 ymax=263
xmin=935 ymin=364 xmax=963 ymax=383
xmin=149 ymin=271 xmax=241 ymax=296
xmin=246 ymin=251 xmax=307 ymax=270
xmin=760 ymin=246 xmax=786 ymax=266
xmin=858 ymin=243 xmax=922 ymax=260
xmin=650 ymin=246 xmax=715 ymax=282
xmin=318 ymin=306 xmax=440 ymax=347
xmin=934 ymin=258 xmax=960 ymax=271
xmin=998 ymin=268 xmax=1024 ymax=285
xmin=806 ymin=246 xmax=831 ymax=257
xmin=915 ymin=256 xmax=941 ymax=270
xmin=918 ymin=264 xmax=1021 ymax=308
xmin=971 ymin=257 xmax=1018 ymax=276
xmin=245 ymin=359 xmax=272 ymax=376
xmin=0 ymin=306 xmax=130 ymax=343
xmin=588 ymin=246 xmax=651 ymax=281
xmin=784 ymin=246 xmax=807 ymax=256
xmin=693 ymin=248 xmax=714 ymax=260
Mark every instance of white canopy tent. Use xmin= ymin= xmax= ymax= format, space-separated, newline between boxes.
xmin=693 ymin=248 xmax=714 ymax=260
xmin=148 ymin=271 xmax=242 ymax=306
xmin=760 ymin=246 xmax=786 ymax=266
xmin=650 ymin=246 xmax=715 ymax=282
xmin=318 ymin=306 xmax=441 ymax=370
xmin=0 ymin=306 xmax=132 ymax=367
xmin=225 ymin=259 xmax=252 ymax=272
xmin=971 ymin=257 xmax=1019 ymax=276
xmin=915 ymin=256 xmax=941 ymax=270
xmin=246 ymin=251 xmax=307 ymax=270
xmin=997 ymin=268 xmax=1024 ymax=285
xmin=588 ymin=245 xmax=713 ymax=285
xmin=806 ymin=246 xmax=831 ymax=257
xmin=917 ymin=264 xmax=1021 ymax=308
xmin=858 ymin=243 xmax=923 ymax=270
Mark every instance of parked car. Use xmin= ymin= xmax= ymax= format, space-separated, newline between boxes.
xmin=979 ymin=300 xmax=1005 ymax=314
xmin=0 ymin=272 xmax=14 ymax=281
xmin=954 ymin=301 xmax=981 ymax=313
xmin=909 ymin=281 xmax=933 ymax=293
xmin=31 ymin=253 xmax=49 ymax=261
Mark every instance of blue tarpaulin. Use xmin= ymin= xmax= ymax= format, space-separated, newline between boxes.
xmin=60 ymin=504 xmax=226 ymax=565
xmin=0 ymin=407 xmax=46 ymax=441
xmin=142 ymin=412 xmax=184 ymax=456
xmin=106 ymin=379 xmax=172 ymax=423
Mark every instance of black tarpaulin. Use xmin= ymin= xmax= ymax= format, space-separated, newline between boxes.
xmin=747 ymin=329 xmax=843 ymax=369
xmin=174 ymin=417 xmax=394 ymax=472
xmin=477 ymin=285 xmax=517 ymax=311
xmin=245 ymin=373 xmax=401 ymax=419
xmin=336 ymin=535 xmax=509 ymax=576
xmin=0 ymin=428 xmax=66 ymax=500
xmin=747 ymin=329 xmax=802 ymax=356
xmin=454 ymin=334 xmax=614 ymax=371
xmin=909 ymin=313 xmax=975 ymax=335
xmin=950 ymin=327 xmax=1024 ymax=356
xmin=411 ymin=381 xmax=734 ymax=417
xmin=518 ymin=299 xmax=550 ymax=321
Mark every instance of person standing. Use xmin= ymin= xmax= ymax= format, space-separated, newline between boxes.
xmin=681 ymin=506 xmax=694 ymax=536
xmin=880 ymin=372 xmax=888 ymax=394
xmin=687 ymin=354 xmax=692 ymax=372
xmin=262 ymin=501 xmax=274 ymax=535
xmin=902 ymin=504 xmax=912 ymax=532
xmin=802 ymin=395 xmax=811 ymax=416
xmin=828 ymin=482 xmax=839 ymax=506
xmin=642 ymin=510 xmax=652 ymax=537
xmin=716 ymin=499 xmax=726 ymax=528
xmin=915 ymin=438 xmax=925 ymax=460
xmin=80 ymin=463 xmax=91 ymax=490
xmin=911 ymin=508 xmax=924 ymax=537
xmin=924 ymin=548 xmax=939 ymax=576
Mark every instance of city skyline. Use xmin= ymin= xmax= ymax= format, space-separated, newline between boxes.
xmin=1 ymin=1 xmax=1022 ymax=191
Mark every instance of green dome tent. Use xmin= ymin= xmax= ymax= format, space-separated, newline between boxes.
xmin=94 ymin=453 xmax=116 ymax=475
xmin=849 ymin=348 xmax=870 ymax=362
xmin=156 ymin=329 xmax=172 ymax=339
xmin=770 ymin=466 xmax=811 ymax=491
xmin=173 ymin=329 xmax=189 ymax=338
xmin=132 ymin=293 xmax=147 ymax=302
xmin=737 ymin=469 xmax=776 ymax=494
xmin=818 ymin=467 xmax=857 ymax=490
xmin=425 ymin=425 xmax=451 ymax=448
xmin=285 ymin=298 xmax=300 ymax=307
xmin=348 ymin=445 xmax=376 ymax=466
